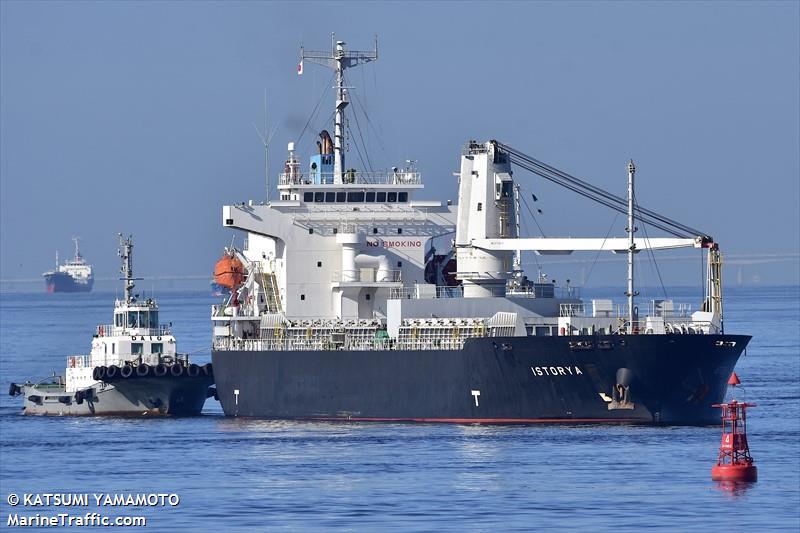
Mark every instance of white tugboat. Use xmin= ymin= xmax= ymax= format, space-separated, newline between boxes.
xmin=10 ymin=234 xmax=214 ymax=415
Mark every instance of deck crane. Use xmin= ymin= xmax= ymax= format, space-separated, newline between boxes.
xmin=463 ymin=141 xmax=724 ymax=333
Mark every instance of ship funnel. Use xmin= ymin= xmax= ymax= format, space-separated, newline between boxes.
xmin=319 ymin=130 xmax=334 ymax=155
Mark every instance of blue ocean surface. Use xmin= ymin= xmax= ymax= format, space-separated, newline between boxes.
xmin=0 ymin=286 xmax=798 ymax=531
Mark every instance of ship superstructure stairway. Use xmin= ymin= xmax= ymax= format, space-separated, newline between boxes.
xmin=261 ymin=270 xmax=282 ymax=313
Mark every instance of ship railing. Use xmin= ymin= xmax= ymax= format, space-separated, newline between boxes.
xmin=390 ymin=286 xmax=466 ymax=299
xmin=559 ymin=302 xmax=696 ymax=320
xmin=95 ymin=324 xmax=172 ymax=337
xmin=510 ymin=285 xmax=580 ymax=299
xmin=88 ymin=352 xmax=190 ymax=369
xmin=332 ymin=270 xmax=402 ymax=283
xmin=279 ymin=171 xmax=422 ymax=186
xmin=211 ymin=304 xmax=259 ymax=320
xmin=213 ymin=337 xmax=397 ymax=352
xmin=559 ymin=303 xmax=585 ymax=317
xmin=390 ymin=284 xmax=579 ymax=300
xmin=561 ymin=318 xmax=714 ymax=336
xmin=618 ymin=319 xmax=714 ymax=335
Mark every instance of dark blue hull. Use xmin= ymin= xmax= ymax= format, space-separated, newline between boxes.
xmin=212 ymin=334 xmax=750 ymax=425
xmin=44 ymin=272 xmax=93 ymax=293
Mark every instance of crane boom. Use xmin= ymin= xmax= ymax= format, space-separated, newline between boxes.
xmin=470 ymin=237 xmax=702 ymax=254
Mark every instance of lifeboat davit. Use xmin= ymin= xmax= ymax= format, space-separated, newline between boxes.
xmin=213 ymin=254 xmax=245 ymax=289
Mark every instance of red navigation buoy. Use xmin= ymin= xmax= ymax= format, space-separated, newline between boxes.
xmin=711 ymin=398 xmax=757 ymax=482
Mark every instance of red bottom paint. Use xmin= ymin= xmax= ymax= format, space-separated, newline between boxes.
xmin=307 ymin=417 xmax=641 ymax=424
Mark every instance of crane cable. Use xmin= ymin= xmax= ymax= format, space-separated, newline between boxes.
xmin=496 ymin=141 xmax=710 ymax=240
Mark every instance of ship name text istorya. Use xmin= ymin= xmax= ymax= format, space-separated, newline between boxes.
xmin=209 ymin=36 xmax=749 ymax=424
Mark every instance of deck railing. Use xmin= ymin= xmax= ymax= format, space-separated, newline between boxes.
xmin=279 ymin=171 xmax=421 ymax=186
xmin=96 ymin=324 xmax=172 ymax=337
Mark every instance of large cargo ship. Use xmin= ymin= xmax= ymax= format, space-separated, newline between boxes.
xmin=210 ymin=37 xmax=749 ymax=424
xmin=43 ymin=237 xmax=94 ymax=293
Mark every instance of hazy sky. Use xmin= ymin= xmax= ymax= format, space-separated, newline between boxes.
xmin=2 ymin=1 xmax=798 ymax=288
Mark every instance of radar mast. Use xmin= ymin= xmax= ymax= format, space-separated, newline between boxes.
xmin=300 ymin=34 xmax=378 ymax=183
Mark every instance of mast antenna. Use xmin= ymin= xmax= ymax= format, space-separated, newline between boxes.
xmin=300 ymin=33 xmax=378 ymax=184
xmin=625 ymin=160 xmax=639 ymax=334
xmin=117 ymin=233 xmax=142 ymax=304
xmin=252 ymin=89 xmax=279 ymax=204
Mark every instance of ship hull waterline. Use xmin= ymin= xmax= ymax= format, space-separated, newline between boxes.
xmin=20 ymin=375 xmax=213 ymax=416
xmin=212 ymin=334 xmax=750 ymax=425
xmin=44 ymin=272 xmax=94 ymax=293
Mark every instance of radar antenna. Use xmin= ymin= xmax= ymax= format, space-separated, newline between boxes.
xmin=117 ymin=233 xmax=142 ymax=304
xmin=300 ymin=34 xmax=378 ymax=183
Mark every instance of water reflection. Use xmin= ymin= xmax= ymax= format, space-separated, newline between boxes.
xmin=713 ymin=480 xmax=757 ymax=498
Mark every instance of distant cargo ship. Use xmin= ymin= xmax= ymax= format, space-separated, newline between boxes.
xmin=43 ymin=238 xmax=94 ymax=293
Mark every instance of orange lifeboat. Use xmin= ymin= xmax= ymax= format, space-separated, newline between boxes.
xmin=213 ymin=254 xmax=245 ymax=289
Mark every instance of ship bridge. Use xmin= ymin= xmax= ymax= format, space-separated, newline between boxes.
xmin=275 ymin=137 xmax=424 ymax=205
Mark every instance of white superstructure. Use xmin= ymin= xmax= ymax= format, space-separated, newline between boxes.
xmin=212 ymin=36 xmax=725 ymax=353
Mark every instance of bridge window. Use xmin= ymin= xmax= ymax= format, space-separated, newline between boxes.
xmin=347 ymin=192 xmax=365 ymax=202
xmin=398 ymin=192 xmax=408 ymax=202
xmin=314 ymin=192 xmax=324 ymax=202
xmin=376 ymin=192 xmax=386 ymax=202
xmin=303 ymin=192 xmax=313 ymax=202
xmin=397 ymin=228 xmax=403 ymax=234
xmin=149 ymin=311 xmax=158 ymax=329
xmin=366 ymin=192 xmax=376 ymax=202
xmin=373 ymin=228 xmax=378 ymax=234
xmin=325 ymin=192 xmax=335 ymax=202
xmin=336 ymin=192 xmax=346 ymax=202
xmin=387 ymin=192 xmax=397 ymax=202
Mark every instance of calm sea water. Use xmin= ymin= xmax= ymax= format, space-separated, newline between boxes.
xmin=1 ymin=286 xmax=798 ymax=531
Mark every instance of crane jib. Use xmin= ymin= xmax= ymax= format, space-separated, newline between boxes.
xmin=493 ymin=141 xmax=712 ymax=243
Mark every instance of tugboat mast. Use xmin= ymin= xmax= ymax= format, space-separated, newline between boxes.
xmin=117 ymin=233 xmax=137 ymax=303
xmin=300 ymin=34 xmax=378 ymax=183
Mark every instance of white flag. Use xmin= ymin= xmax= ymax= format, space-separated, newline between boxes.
xmin=297 ymin=60 xmax=303 ymax=76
